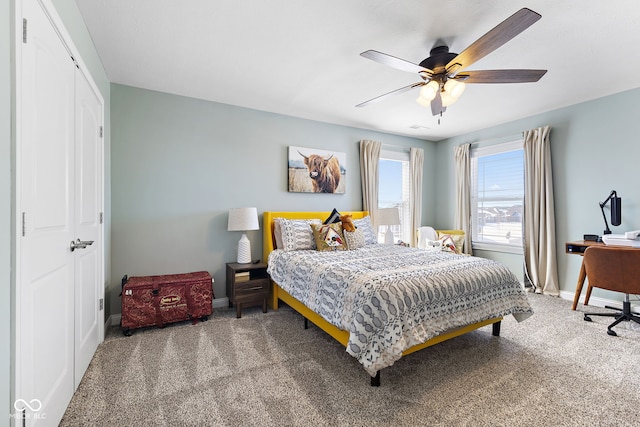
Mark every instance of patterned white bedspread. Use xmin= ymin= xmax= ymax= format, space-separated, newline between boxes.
xmin=267 ymin=245 xmax=533 ymax=376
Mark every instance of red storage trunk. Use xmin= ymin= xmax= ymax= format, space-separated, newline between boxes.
xmin=120 ymin=271 xmax=214 ymax=336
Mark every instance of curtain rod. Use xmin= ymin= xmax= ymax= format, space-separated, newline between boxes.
xmin=468 ymin=132 xmax=523 ymax=148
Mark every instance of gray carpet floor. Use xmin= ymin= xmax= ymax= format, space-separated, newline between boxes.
xmin=61 ymin=294 xmax=640 ymax=426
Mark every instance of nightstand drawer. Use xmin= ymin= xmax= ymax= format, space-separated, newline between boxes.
xmin=234 ymin=279 xmax=269 ymax=295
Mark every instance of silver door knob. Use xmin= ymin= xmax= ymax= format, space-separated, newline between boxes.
xmin=70 ymin=238 xmax=94 ymax=252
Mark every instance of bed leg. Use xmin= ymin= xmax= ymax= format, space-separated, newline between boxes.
xmin=371 ymin=371 xmax=380 ymax=387
xmin=492 ymin=321 xmax=501 ymax=337
xmin=304 ymin=318 xmax=308 ymax=329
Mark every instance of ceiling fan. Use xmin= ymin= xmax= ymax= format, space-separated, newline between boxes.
xmin=356 ymin=8 xmax=547 ymax=116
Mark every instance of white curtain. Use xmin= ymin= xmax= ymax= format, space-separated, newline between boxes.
xmin=454 ymin=143 xmax=472 ymax=254
xmin=523 ymin=126 xmax=559 ymax=295
xmin=359 ymin=140 xmax=381 ymax=226
xmin=409 ymin=147 xmax=424 ymax=247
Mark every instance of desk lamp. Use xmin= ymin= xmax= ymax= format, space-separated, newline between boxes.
xmin=599 ymin=190 xmax=621 ymax=235
xmin=377 ymin=207 xmax=400 ymax=245
xmin=228 ymin=207 xmax=259 ymax=263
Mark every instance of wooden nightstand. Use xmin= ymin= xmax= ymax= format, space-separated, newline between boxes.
xmin=226 ymin=262 xmax=270 ymax=318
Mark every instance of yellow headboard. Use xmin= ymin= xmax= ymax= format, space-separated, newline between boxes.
xmin=262 ymin=211 xmax=369 ymax=262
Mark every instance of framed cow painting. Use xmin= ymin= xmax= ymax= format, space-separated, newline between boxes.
xmin=288 ymin=146 xmax=346 ymax=194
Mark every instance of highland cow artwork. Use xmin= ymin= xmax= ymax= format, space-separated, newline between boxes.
xmin=288 ymin=146 xmax=346 ymax=193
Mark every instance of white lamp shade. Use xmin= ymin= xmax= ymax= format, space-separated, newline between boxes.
xmin=418 ymin=80 xmax=439 ymax=101
xmin=228 ymin=207 xmax=259 ymax=231
xmin=444 ymin=79 xmax=466 ymax=98
xmin=440 ymin=90 xmax=458 ymax=107
xmin=377 ymin=207 xmax=400 ymax=226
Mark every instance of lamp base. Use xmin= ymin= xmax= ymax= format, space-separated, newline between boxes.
xmin=237 ymin=233 xmax=252 ymax=264
xmin=384 ymin=227 xmax=395 ymax=245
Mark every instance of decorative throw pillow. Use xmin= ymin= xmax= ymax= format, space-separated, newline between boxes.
xmin=311 ymin=223 xmax=346 ymax=251
xmin=277 ymin=218 xmax=321 ymax=251
xmin=323 ymin=208 xmax=341 ymax=224
xmin=439 ymin=235 xmax=457 ymax=253
xmin=437 ymin=232 xmax=465 ymax=254
xmin=353 ymin=216 xmax=377 ymax=245
xmin=344 ymin=228 xmax=365 ymax=250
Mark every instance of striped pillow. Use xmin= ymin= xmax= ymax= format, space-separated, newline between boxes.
xmin=277 ymin=218 xmax=321 ymax=251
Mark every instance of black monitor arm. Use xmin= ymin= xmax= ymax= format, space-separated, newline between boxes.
xmin=599 ymin=190 xmax=618 ymax=235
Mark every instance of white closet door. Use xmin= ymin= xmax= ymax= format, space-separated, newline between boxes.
xmin=19 ymin=0 xmax=76 ymax=424
xmin=73 ymin=69 xmax=103 ymax=388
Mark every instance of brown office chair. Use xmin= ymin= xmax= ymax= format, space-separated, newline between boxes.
xmin=582 ymin=246 xmax=640 ymax=336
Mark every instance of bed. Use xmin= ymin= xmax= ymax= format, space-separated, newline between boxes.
xmin=263 ymin=211 xmax=533 ymax=385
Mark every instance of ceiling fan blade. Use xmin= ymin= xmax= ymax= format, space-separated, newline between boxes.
xmin=446 ymin=8 xmax=541 ymax=74
xmin=460 ymin=69 xmax=547 ymax=83
xmin=430 ymin=92 xmax=445 ymax=116
xmin=356 ymin=82 xmax=425 ymax=107
xmin=360 ymin=50 xmax=433 ymax=75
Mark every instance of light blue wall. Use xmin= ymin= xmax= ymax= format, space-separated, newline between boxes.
xmin=110 ymin=84 xmax=436 ymax=316
xmin=434 ymin=88 xmax=640 ymax=300
xmin=2 ymin=0 xmax=13 ymax=420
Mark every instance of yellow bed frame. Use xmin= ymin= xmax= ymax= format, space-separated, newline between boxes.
xmin=262 ymin=211 xmax=502 ymax=385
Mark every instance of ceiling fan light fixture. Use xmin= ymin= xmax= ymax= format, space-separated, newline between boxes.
xmin=417 ymin=80 xmax=439 ymax=102
xmin=444 ymin=79 xmax=466 ymax=98
xmin=440 ymin=90 xmax=458 ymax=107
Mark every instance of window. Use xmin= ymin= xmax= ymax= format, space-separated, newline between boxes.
xmin=470 ymin=140 xmax=524 ymax=253
xmin=378 ymin=149 xmax=410 ymax=244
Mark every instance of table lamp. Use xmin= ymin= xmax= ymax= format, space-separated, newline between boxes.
xmin=228 ymin=207 xmax=259 ymax=263
xmin=377 ymin=207 xmax=400 ymax=245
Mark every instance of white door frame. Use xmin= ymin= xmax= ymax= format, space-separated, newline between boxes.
xmin=14 ymin=0 xmax=105 ymax=424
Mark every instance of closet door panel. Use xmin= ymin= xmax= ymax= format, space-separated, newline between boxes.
xmin=74 ymin=69 xmax=102 ymax=386
xmin=19 ymin=0 xmax=75 ymax=424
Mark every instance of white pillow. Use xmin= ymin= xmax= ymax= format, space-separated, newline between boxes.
xmin=276 ymin=218 xmax=321 ymax=251
xmin=353 ymin=216 xmax=377 ymax=245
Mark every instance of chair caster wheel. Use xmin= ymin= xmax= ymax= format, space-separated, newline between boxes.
xmin=584 ymin=316 xmax=592 ymax=322
xmin=607 ymin=329 xmax=617 ymax=336
xmin=123 ymin=329 xmax=132 ymax=337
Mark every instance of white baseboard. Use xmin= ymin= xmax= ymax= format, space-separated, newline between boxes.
xmin=104 ymin=292 xmax=638 ymax=330
xmin=106 ymin=314 xmax=120 ymax=329
xmin=559 ymin=290 xmax=640 ymax=314
xmin=212 ymin=297 xmax=230 ymax=309
xmin=105 ymin=297 xmax=230 ymax=329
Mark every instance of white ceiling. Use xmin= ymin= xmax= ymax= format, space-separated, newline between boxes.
xmin=75 ymin=0 xmax=640 ymax=141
